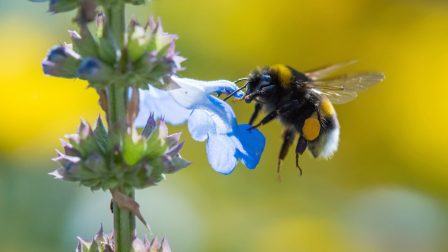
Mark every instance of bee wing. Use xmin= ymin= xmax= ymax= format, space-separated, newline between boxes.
xmin=305 ymin=60 xmax=358 ymax=80
xmin=305 ymin=72 xmax=384 ymax=104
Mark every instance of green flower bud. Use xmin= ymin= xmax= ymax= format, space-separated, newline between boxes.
xmin=127 ymin=17 xmax=184 ymax=89
xmin=128 ymin=19 xmax=151 ymax=62
xmin=50 ymin=115 xmax=190 ymax=192
xmin=96 ymin=12 xmax=119 ymax=64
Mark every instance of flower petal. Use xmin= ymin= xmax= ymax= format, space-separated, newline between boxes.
xmin=167 ymin=77 xmax=207 ymax=108
xmin=168 ymin=76 xmax=244 ymax=109
xmin=136 ymin=86 xmax=192 ymax=127
xmin=188 ymin=109 xmax=215 ymax=142
xmin=233 ymin=124 xmax=266 ymax=169
xmin=187 ymin=96 xmax=236 ymax=139
xmin=202 ymin=96 xmax=236 ymax=134
xmin=206 ymin=134 xmax=238 ymax=175
xmin=174 ymin=76 xmax=244 ymax=98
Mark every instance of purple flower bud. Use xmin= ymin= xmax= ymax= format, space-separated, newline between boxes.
xmin=142 ymin=113 xmax=157 ymax=137
xmin=42 ymin=45 xmax=81 ymax=78
xmin=78 ymin=57 xmax=101 ymax=76
xmin=77 ymin=57 xmax=114 ymax=84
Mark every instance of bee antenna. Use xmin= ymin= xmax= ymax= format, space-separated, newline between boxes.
xmin=234 ymin=78 xmax=248 ymax=84
xmin=223 ymin=81 xmax=249 ymax=101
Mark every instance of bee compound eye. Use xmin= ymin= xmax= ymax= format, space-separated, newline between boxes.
xmin=260 ymin=74 xmax=271 ymax=83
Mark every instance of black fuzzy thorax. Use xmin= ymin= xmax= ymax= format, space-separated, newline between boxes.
xmin=247 ymin=66 xmax=320 ymax=132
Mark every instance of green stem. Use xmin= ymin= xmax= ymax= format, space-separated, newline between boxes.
xmin=113 ymin=191 xmax=136 ymax=252
xmin=104 ymin=2 xmax=136 ymax=252
xmin=106 ymin=1 xmax=125 ymax=50
xmin=106 ymin=85 xmax=127 ymax=139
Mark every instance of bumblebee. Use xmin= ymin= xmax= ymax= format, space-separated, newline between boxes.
xmin=225 ymin=61 xmax=384 ymax=175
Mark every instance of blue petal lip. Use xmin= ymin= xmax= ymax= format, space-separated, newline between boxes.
xmin=234 ymin=124 xmax=266 ymax=169
xmin=188 ymin=99 xmax=265 ymax=173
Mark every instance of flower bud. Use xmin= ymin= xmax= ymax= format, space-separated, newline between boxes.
xmin=77 ymin=57 xmax=115 ymax=85
xmin=128 ymin=20 xmax=151 ymax=62
xmin=42 ymin=45 xmax=81 ymax=78
xmin=50 ymin=115 xmax=190 ymax=192
xmin=127 ymin=17 xmax=184 ymax=88
xmin=96 ymin=12 xmax=119 ymax=64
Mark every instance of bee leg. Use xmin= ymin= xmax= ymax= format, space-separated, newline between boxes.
xmin=249 ymin=110 xmax=278 ymax=130
xmin=249 ymin=103 xmax=262 ymax=125
xmin=277 ymin=128 xmax=296 ymax=176
xmin=295 ymin=136 xmax=307 ymax=176
xmin=249 ymin=100 xmax=302 ymax=130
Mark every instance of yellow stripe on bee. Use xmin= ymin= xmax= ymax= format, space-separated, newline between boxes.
xmin=270 ymin=64 xmax=292 ymax=88
xmin=302 ymin=115 xmax=320 ymax=141
xmin=320 ymin=96 xmax=336 ymax=117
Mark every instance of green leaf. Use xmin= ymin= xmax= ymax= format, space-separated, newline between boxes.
xmin=71 ymin=28 xmax=99 ymax=57
xmin=93 ymin=117 xmax=108 ymax=154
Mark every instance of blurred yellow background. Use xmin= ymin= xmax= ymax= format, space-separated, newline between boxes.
xmin=1 ymin=0 xmax=448 ymax=251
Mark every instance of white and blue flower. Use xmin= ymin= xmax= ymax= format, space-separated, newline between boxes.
xmin=136 ymin=76 xmax=266 ymax=174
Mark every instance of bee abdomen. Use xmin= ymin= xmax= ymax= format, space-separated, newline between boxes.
xmin=320 ymin=96 xmax=336 ymax=118
xmin=308 ymin=98 xmax=340 ymax=158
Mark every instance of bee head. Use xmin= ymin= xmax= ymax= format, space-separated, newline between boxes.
xmin=245 ymin=68 xmax=273 ymax=103
xmin=223 ymin=67 xmax=274 ymax=102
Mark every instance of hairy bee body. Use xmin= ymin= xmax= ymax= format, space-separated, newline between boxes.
xmin=241 ymin=62 xmax=382 ymax=175
xmin=246 ymin=64 xmax=340 ymax=164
